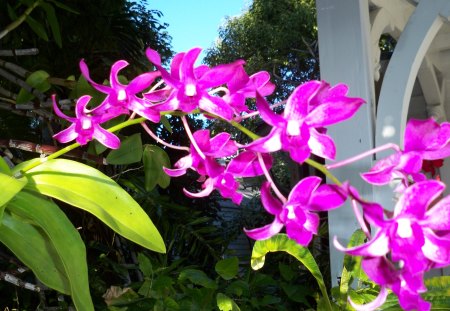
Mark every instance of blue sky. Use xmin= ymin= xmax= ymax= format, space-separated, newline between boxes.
xmin=149 ymin=1 xmax=250 ymax=62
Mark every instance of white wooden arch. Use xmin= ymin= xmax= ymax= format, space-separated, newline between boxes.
xmin=316 ymin=0 xmax=450 ymax=285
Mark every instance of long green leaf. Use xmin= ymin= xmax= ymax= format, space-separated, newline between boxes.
xmin=16 ymin=70 xmax=51 ymax=104
xmin=0 ymin=211 xmax=71 ymax=294
xmin=7 ymin=191 xmax=93 ymax=311
xmin=251 ymin=234 xmax=332 ymax=310
xmin=22 ymin=159 xmax=165 ymax=253
xmin=0 ymin=172 xmax=27 ymax=209
xmin=40 ymin=2 xmax=62 ymax=48
xmin=25 ymin=15 xmax=49 ymax=41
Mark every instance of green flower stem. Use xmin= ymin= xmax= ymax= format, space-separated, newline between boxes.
xmin=0 ymin=0 xmax=42 ymax=40
xmin=20 ymin=117 xmax=147 ymax=174
xmin=230 ymin=120 xmax=260 ymax=140
xmin=305 ymin=158 xmax=342 ymax=187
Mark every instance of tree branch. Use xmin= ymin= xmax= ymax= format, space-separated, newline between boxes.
xmin=0 ymin=0 xmax=42 ymax=40
xmin=0 ymin=48 xmax=39 ymax=57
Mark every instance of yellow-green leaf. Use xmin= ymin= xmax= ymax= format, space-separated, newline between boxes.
xmin=0 ymin=172 xmax=27 ymax=220
xmin=23 ymin=159 xmax=166 ymax=253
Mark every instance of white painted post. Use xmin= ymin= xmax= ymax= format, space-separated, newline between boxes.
xmin=316 ymin=0 xmax=375 ymax=286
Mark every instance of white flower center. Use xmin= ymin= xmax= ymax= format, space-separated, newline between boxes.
xmin=286 ymin=120 xmax=301 ymax=136
xmin=396 ymin=218 xmax=413 ymax=238
xmin=185 ymin=84 xmax=197 ymax=97
xmin=286 ymin=205 xmax=296 ymax=220
xmin=117 ymin=89 xmax=127 ymax=101
xmin=82 ymin=118 xmax=92 ymax=130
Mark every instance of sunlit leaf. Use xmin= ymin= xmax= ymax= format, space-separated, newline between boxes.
xmin=0 ymin=157 xmax=11 ymax=175
xmin=7 ymin=191 xmax=94 ymax=310
xmin=217 ymin=293 xmax=241 ymax=311
xmin=16 ymin=70 xmax=51 ymax=104
xmin=0 ymin=172 xmax=27 ymax=220
xmin=106 ymin=133 xmax=142 ymax=165
xmin=22 ymin=159 xmax=166 ymax=253
xmin=143 ymin=144 xmax=171 ymax=191
xmin=215 ymin=257 xmax=239 ymax=281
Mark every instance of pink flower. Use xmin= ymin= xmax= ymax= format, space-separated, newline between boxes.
xmin=145 ymin=47 xmax=244 ymax=120
xmin=52 ymin=95 xmax=120 ymax=149
xmin=245 ymin=176 xmax=346 ymax=245
xmin=246 ymin=81 xmax=365 ymax=163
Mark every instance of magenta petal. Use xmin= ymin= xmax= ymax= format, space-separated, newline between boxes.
xmin=75 ymin=95 xmax=92 ymax=118
xmin=145 ymin=48 xmax=162 ymax=66
xmin=208 ymin=132 xmax=237 ymax=157
xmin=333 ymin=229 xmax=390 ymax=257
xmin=424 ymin=195 xmax=450 ymax=230
xmin=404 ymin=118 xmax=440 ymax=152
xmin=362 ymin=257 xmax=398 ymax=285
xmin=395 ymin=180 xmax=444 ymax=218
xmin=53 ymin=125 xmax=78 ymax=143
xmin=109 ymin=60 xmax=129 ymax=88
xmin=422 ymin=229 xmax=450 ymax=264
xmin=199 ymin=96 xmax=234 ymax=120
xmin=309 ymin=184 xmax=346 ymax=211
xmin=92 ymin=126 xmax=120 ymax=149
xmin=285 ymin=135 xmax=311 ymax=164
xmin=193 ymin=130 xmax=211 ymax=151
xmin=227 ymin=151 xmax=272 ymax=177
xmin=183 ymin=178 xmax=214 ymax=198
xmin=246 ymin=128 xmax=283 ymax=153
xmin=79 ymin=60 xmax=112 ymax=94
xmin=255 ymin=92 xmax=285 ymax=127
xmin=360 ymin=166 xmax=394 ymax=185
xmin=288 ymin=176 xmax=321 ymax=205
xmin=349 ymin=286 xmax=389 ymax=311
xmin=170 ymin=52 xmax=185 ymax=81
xmin=303 ymin=212 xmax=320 ymax=235
xmin=308 ymin=128 xmax=336 ymax=160
xmin=305 ymin=96 xmax=365 ymax=127
xmin=284 ymin=81 xmax=323 ymax=119
xmin=180 ymin=47 xmax=202 ymax=81
xmin=52 ymin=95 xmax=75 ymax=122
xmin=163 ymin=167 xmax=187 ymax=177
xmin=198 ymin=60 xmax=245 ymax=89
xmin=128 ymin=71 xmax=160 ymax=93
xmin=260 ymin=182 xmax=283 ymax=216
xmin=244 ymin=217 xmax=284 ymax=240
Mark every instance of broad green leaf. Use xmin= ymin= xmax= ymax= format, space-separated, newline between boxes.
xmin=217 ymin=293 xmax=241 ymax=311
xmin=16 ymin=70 xmax=51 ymax=104
xmin=0 ymin=211 xmax=71 ymax=295
xmin=340 ymin=229 xmax=368 ymax=305
xmin=7 ymin=191 xmax=93 ymax=311
xmin=0 ymin=157 xmax=11 ymax=175
xmin=25 ymin=15 xmax=49 ymax=41
xmin=251 ymin=234 xmax=331 ymax=309
xmin=106 ymin=133 xmax=142 ymax=165
xmin=7 ymin=4 xmax=17 ymax=20
xmin=137 ymin=252 xmax=153 ymax=278
xmin=22 ymin=159 xmax=166 ymax=253
xmin=178 ymin=269 xmax=217 ymax=289
xmin=40 ymin=2 xmax=62 ymax=48
xmin=215 ymin=257 xmax=239 ymax=280
xmin=0 ymin=172 xmax=27 ymax=214
xmin=143 ymin=144 xmax=171 ymax=191
xmin=93 ymin=115 xmax=127 ymax=155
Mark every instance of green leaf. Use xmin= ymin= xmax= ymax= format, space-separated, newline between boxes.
xmin=425 ymin=276 xmax=450 ymax=296
xmin=178 ymin=269 xmax=217 ymax=289
xmin=215 ymin=257 xmax=239 ymax=280
xmin=143 ymin=144 xmax=171 ymax=191
xmin=40 ymin=2 xmax=62 ymax=48
xmin=0 ymin=157 xmax=11 ymax=175
xmin=339 ymin=229 xmax=368 ymax=305
xmin=7 ymin=191 xmax=94 ymax=310
xmin=16 ymin=70 xmax=51 ymax=104
xmin=251 ymin=234 xmax=331 ymax=309
xmin=279 ymin=262 xmax=294 ymax=281
xmin=22 ymin=159 xmax=166 ymax=253
xmin=25 ymin=15 xmax=49 ymax=41
xmin=7 ymin=4 xmax=18 ymax=20
xmin=137 ymin=253 xmax=153 ymax=278
xmin=0 ymin=172 xmax=27 ymax=214
xmin=47 ymin=0 xmax=79 ymax=14
xmin=217 ymin=293 xmax=241 ymax=311
xmin=0 ymin=211 xmax=71 ymax=295
xmin=106 ymin=133 xmax=143 ymax=165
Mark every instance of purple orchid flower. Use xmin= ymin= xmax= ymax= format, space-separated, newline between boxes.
xmin=224 ymin=66 xmax=275 ymax=115
xmin=145 ymin=47 xmax=244 ymax=120
xmin=334 ymin=180 xmax=450 ymax=275
xmin=362 ymin=118 xmax=450 ymax=187
xmin=246 ymin=80 xmax=365 ymax=163
xmin=52 ymin=95 xmax=120 ymax=149
xmin=245 ymin=176 xmax=346 ymax=245
xmin=80 ymin=59 xmax=161 ymax=122
xmin=349 ymin=256 xmax=430 ymax=311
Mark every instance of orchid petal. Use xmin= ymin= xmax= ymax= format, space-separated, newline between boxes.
xmin=52 ymin=95 xmax=75 ymax=122
xmin=404 ymin=118 xmax=441 ymax=152
xmin=227 ymin=151 xmax=272 ymax=177
xmin=260 ymin=182 xmax=283 ymax=216
xmin=361 ymin=257 xmax=398 ymax=285
xmin=128 ymin=71 xmax=160 ymax=93
xmin=109 ymin=60 xmax=129 ymax=88
xmin=395 ymin=180 xmax=444 ymax=218
xmin=360 ymin=166 xmax=394 ymax=185
xmin=333 ymin=229 xmax=389 ymax=257
xmin=284 ymin=80 xmax=323 ymax=119
xmin=305 ymin=96 xmax=365 ymax=127
xmin=198 ymin=60 xmax=245 ymax=89
xmin=422 ymin=229 xmax=450 ymax=265
xmin=288 ymin=176 xmax=321 ymax=205
xmin=79 ymin=60 xmax=112 ymax=94
xmin=170 ymin=52 xmax=185 ymax=81
xmin=180 ymin=47 xmax=202 ymax=81
xmin=424 ymin=195 xmax=450 ymax=230
xmin=53 ymin=125 xmax=78 ymax=143
xmin=183 ymin=178 xmax=214 ymax=198
xmin=286 ymin=221 xmax=314 ymax=246
xmin=308 ymin=128 xmax=336 ymax=160
xmin=75 ymin=95 xmax=92 ymax=118
xmin=208 ymin=132 xmax=238 ymax=157
xmin=199 ymin=95 xmax=234 ymax=120
xmin=244 ymin=217 xmax=284 ymax=240
xmin=309 ymin=184 xmax=346 ymax=211
xmin=92 ymin=125 xmax=120 ymax=149
xmin=246 ymin=128 xmax=283 ymax=153
xmin=285 ymin=135 xmax=311 ymax=164
xmin=255 ymin=92 xmax=285 ymax=127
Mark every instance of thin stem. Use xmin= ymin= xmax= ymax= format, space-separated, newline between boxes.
xmin=0 ymin=0 xmax=41 ymax=40
xmin=326 ymin=143 xmax=400 ymax=170
xmin=241 ymin=100 xmax=286 ymax=120
xmin=257 ymin=152 xmax=287 ymax=204
xmin=230 ymin=120 xmax=260 ymax=140
xmin=181 ymin=115 xmax=205 ymax=160
xmin=141 ymin=122 xmax=189 ymax=151
xmin=305 ymin=158 xmax=342 ymax=187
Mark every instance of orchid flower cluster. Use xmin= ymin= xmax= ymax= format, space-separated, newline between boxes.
xmin=52 ymin=47 xmax=450 ymax=311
